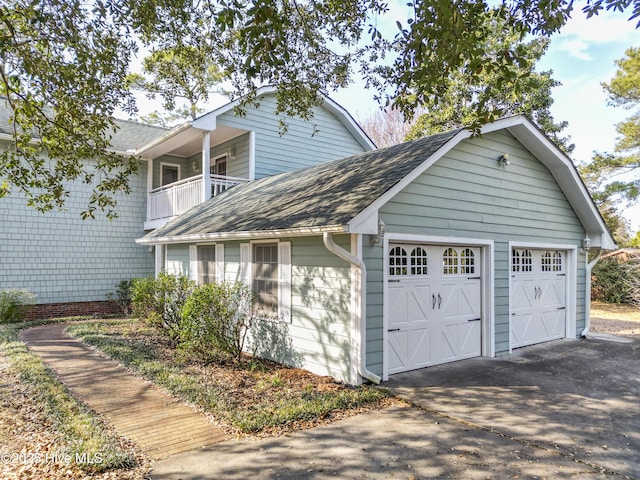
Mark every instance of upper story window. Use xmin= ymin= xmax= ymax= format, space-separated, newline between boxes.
xmin=210 ymin=154 xmax=227 ymax=177
xmin=161 ymin=163 xmax=180 ymax=186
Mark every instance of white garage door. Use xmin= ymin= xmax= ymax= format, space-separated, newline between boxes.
xmin=387 ymin=244 xmax=482 ymax=374
xmin=510 ymin=248 xmax=567 ymax=349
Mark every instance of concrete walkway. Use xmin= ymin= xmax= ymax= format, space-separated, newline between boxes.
xmin=20 ymin=323 xmax=228 ymax=460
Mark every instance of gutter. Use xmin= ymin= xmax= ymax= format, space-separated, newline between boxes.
xmin=581 ymin=249 xmax=604 ymax=337
xmin=322 ymin=232 xmax=381 ymax=385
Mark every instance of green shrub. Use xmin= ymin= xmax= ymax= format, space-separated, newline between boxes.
xmin=179 ymin=282 xmax=253 ymax=361
xmin=131 ymin=274 xmax=195 ymax=338
xmin=591 ymin=258 xmax=633 ymax=303
xmin=0 ymin=288 xmax=36 ymax=323
xmin=106 ymin=279 xmax=135 ymax=316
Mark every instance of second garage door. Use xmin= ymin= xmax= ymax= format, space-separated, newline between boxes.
xmin=387 ymin=244 xmax=482 ymax=374
xmin=510 ymin=248 xmax=567 ymax=349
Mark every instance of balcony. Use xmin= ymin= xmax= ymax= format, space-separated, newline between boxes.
xmin=145 ymin=174 xmax=249 ymax=230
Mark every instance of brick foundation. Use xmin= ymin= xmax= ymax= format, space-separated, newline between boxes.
xmin=24 ymin=301 xmax=121 ymax=320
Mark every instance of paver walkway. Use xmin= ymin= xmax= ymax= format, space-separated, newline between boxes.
xmin=20 ymin=323 xmax=228 ymax=460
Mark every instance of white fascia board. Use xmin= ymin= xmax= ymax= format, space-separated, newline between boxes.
xmin=347 ymin=129 xmax=472 ymax=232
xmin=135 ymin=224 xmax=349 ymax=245
xmin=135 ymin=122 xmax=200 ymax=158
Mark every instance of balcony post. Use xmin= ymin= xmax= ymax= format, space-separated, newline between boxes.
xmin=201 ymin=130 xmax=211 ymax=202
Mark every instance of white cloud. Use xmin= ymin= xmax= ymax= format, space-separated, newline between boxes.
xmin=555 ymin=38 xmax=592 ymax=61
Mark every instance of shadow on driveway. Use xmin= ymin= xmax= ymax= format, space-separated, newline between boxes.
xmin=152 ymin=336 xmax=638 ymax=479
xmin=387 ymin=336 xmax=640 ymax=479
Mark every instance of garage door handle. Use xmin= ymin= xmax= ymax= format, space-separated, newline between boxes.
xmin=437 ymin=293 xmax=442 ymax=309
xmin=468 ymin=318 xmax=481 ymax=322
xmin=388 ymin=279 xmax=400 ymax=283
xmin=432 ymin=294 xmax=436 ymax=309
xmin=388 ymin=328 xmax=400 ymax=332
xmin=467 ymin=276 xmax=481 ymax=280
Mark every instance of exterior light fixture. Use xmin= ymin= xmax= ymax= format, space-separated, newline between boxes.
xmin=498 ymin=153 xmax=511 ymax=166
xmin=581 ymin=236 xmax=591 ymax=253
xmin=369 ymin=219 xmax=386 ymax=246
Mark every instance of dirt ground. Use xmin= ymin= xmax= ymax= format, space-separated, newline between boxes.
xmin=590 ymin=301 xmax=640 ymax=337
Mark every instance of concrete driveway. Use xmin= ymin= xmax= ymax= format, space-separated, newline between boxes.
xmin=151 ymin=335 xmax=639 ymax=479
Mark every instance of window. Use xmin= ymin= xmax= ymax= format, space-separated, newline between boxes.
xmin=241 ymin=242 xmax=291 ymax=321
xmin=389 ymin=246 xmax=408 ymax=276
xmin=252 ymin=243 xmax=279 ymax=316
xmin=197 ymin=246 xmax=216 ymax=284
xmin=460 ymin=248 xmax=475 ymax=274
xmin=512 ymin=249 xmax=533 ymax=272
xmin=161 ymin=163 xmax=180 ymax=186
xmin=442 ymin=247 xmax=458 ymax=275
xmin=410 ymin=247 xmax=428 ymax=275
xmin=210 ymin=155 xmax=227 ymax=177
xmin=553 ymin=251 xmax=563 ymax=272
xmin=541 ymin=251 xmax=552 ymax=272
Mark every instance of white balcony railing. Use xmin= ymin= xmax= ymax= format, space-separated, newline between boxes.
xmin=147 ymin=174 xmax=248 ymax=225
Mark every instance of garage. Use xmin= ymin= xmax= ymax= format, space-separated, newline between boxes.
xmin=387 ymin=244 xmax=482 ymax=374
xmin=510 ymin=248 xmax=567 ymax=349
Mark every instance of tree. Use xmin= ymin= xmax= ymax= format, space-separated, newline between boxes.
xmin=404 ymin=12 xmax=572 ymax=153
xmin=1 ymin=0 xmax=638 ymax=217
xmin=359 ymin=108 xmax=420 ymax=148
xmin=581 ymin=47 xmax=640 ymax=204
xmin=127 ymin=45 xmax=226 ymax=126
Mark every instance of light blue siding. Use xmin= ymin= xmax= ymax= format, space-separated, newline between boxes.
xmin=217 ymin=95 xmax=368 ymax=178
xmin=372 ymin=130 xmax=587 ymax=361
xmin=0 ymin=154 xmax=154 ymax=304
xmin=175 ymin=235 xmax=354 ymax=382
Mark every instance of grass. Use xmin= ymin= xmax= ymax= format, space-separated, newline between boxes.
xmin=0 ymin=319 xmax=138 ymax=473
xmin=591 ymin=301 xmax=640 ymax=321
xmin=67 ymin=319 xmax=393 ymax=435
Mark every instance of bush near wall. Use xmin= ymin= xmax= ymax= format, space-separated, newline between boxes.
xmin=130 ymin=275 xmax=253 ymax=362
xmin=591 ymin=255 xmax=640 ymax=305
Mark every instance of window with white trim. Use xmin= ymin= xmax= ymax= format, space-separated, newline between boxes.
xmin=460 ymin=248 xmax=475 ymax=274
xmin=240 ymin=241 xmax=292 ymax=321
xmin=553 ymin=251 xmax=563 ymax=272
xmin=410 ymin=247 xmax=428 ymax=275
xmin=252 ymin=243 xmax=279 ymax=316
xmin=389 ymin=246 xmax=408 ymax=276
xmin=443 ymin=247 xmax=458 ymax=275
xmin=512 ymin=249 xmax=533 ymax=272
xmin=160 ymin=163 xmax=180 ymax=186
xmin=541 ymin=250 xmax=552 ymax=272
xmin=197 ymin=245 xmax=216 ymax=284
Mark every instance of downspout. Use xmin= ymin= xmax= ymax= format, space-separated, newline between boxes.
xmin=581 ymin=249 xmax=603 ymax=337
xmin=323 ymin=232 xmax=382 ymax=385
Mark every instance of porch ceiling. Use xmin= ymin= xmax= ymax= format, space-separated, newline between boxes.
xmin=138 ymin=124 xmax=248 ymax=159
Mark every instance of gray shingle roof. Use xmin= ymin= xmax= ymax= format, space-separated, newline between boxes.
xmin=0 ymin=98 xmax=166 ymax=152
xmin=143 ymin=128 xmax=461 ymax=241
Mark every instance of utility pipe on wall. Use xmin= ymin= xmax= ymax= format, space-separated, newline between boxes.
xmin=581 ymin=249 xmax=603 ymax=337
xmin=323 ymin=232 xmax=382 ymax=385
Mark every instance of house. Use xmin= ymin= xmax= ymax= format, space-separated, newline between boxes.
xmin=137 ymin=115 xmax=616 ymax=384
xmin=0 ymin=88 xmax=374 ymax=317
